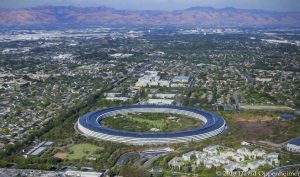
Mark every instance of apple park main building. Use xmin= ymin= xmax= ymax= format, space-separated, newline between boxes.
xmin=77 ymin=105 xmax=226 ymax=145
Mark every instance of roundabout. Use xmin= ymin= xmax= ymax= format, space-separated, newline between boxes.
xmin=77 ymin=105 xmax=226 ymax=145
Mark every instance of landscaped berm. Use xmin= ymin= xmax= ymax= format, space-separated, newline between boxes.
xmin=77 ymin=105 xmax=226 ymax=145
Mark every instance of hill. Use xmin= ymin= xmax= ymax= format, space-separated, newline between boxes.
xmin=0 ymin=6 xmax=299 ymax=27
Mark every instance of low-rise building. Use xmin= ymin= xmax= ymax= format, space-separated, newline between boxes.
xmin=231 ymin=154 xmax=245 ymax=162
xmin=203 ymin=145 xmax=219 ymax=156
xmin=159 ymin=80 xmax=171 ymax=87
xmin=24 ymin=141 xmax=54 ymax=158
xmin=287 ymin=137 xmax=300 ymax=153
xmin=65 ymin=170 xmax=103 ymax=177
xmin=146 ymin=99 xmax=174 ymax=105
xmin=224 ymin=163 xmax=237 ymax=173
xmin=263 ymin=152 xmax=279 ymax=165
xmin=171 ymin=76 xmax=192 ymax=87
xmin=168 ymin=157 xmax=184 ymax=170
xmin=182 ymin=151 xmax=198 ymax=161
xmin=220 ymin=150 xmax=235 ymax=158
xmin=237 ymin=147 xmax=252 ymax=157
xmin=148 ymin=93 xmax=176 ymax=99
xmin=252 ymin=149 xmax=266 ymax=158
xmin=238 ymin=164 xmax=249 ymax=172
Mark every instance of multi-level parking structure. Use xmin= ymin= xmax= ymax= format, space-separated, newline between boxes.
xmin=77 ymin=105 xmax=226 ymax=145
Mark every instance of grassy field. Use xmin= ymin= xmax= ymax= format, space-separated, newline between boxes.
xmin=101 ymin=112 xmax=203 ymax=132
xmin=66 ymin=143 xmax=104 ymax=160
xmin=127 ymin=116 xmax=165 ymax=128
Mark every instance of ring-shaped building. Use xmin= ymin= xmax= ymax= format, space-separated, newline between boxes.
xmin=77 ymin=105 xmax=226 ymax=145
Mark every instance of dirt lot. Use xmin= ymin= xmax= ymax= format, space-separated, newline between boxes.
xmin=220 ymin=111 xmax=297 ymax=144
xmin=240 ymin=105 xmax=294 ymax=111
xmin=232 ymin=113 xmax=274 ymax=122
xmin=232 ymin=120 xmax=290 ymax=142
xmin=54 ymin=152 xmax=67 ymax=159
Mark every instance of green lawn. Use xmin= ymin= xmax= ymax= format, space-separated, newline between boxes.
xmin=101 ymin=112 xmax=203 ymax=132
xmin=66 ymin=143 xmax=103 ymax=160
xmin=127 ymin=116 xmax=165 ymax=128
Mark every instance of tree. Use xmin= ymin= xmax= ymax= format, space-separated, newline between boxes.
xmin=119 ymin=165 xmax=150 ymax=177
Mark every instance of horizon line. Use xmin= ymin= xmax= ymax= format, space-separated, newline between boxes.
xmin=1 ymin=5 xmax=299 ymax=13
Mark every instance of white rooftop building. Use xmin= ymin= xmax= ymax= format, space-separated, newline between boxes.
xmin=203 ymin=145 xmax=220 ymax=156
xmin=65 ymin=170 xmax=103 ymax=177
xmin=263 ymin=152 xmax=279 ymax=165
xmin=252 ymin=149 xmax=266 ymax=158
xmin=231 ymin=154 xmax=245 ymax=162
xmin=159 ymin=80 xmax=171 ymax=87
xmin=247 ymin=161 xmax=260 ymax=170
xmin=135 ymin=74 xmax=160 ymax=88
xmin=168 ymin=157 xmax=184 ymax=170
xmin=224 ymin=163 xmax=237 ymax=173
xmin=146 ymin=99 xmax=174 ymax=105
xmin=172 ymin=76 xmax=190 ymax=83
xmin=238 ymin=164 xmax=249 ymax=172
xmin=220 ymin=150 xmax=235 ymax=158
xmin=171 ymin=76 xmax=191 ymax=87
xmin=148 ymin=93 xmax=176 ymax=99
xmin=237 ymin=147 xmax=252 ymax=157
xmin=168 ymin=145 xmax=280 ymax=173
xmin=286 ymin=138 xmax=300 ymax=153
xmin=182 ymin=151 xmax=198 ymax=161
xmin=105 ymin=97 xmax=129 ymax=102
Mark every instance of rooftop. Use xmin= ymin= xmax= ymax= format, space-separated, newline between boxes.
xmin=288 ymin=137 xmax=300 ymax=146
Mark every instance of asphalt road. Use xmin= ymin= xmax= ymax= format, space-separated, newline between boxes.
xmin=264 ymin=164 xmax=300 ymax=177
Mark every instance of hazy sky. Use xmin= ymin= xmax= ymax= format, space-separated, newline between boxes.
xmin=1 ymin=0 xmax=300 ymax=11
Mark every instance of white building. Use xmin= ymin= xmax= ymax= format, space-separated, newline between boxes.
xmin=247 ymin=161 xmax=260 ymax=170
xmin=146 ymin=99 xmax=174 ymax=105
xmin=182 ymin=151 xmax=198 ymax=161
xmin=203 ymin=145 xmax=220 ymax=156
xmin=65 ymin=171 xmax=103 ymax=177
xmin=105 ymin=97 xmax=129 ymax=102
xmin=224 ymin=163 xmax=237 ymax=173
xmin=263 ymin=153 xmax=279 ymax=165
xmin=135 ymin=74 xmax=160 ymax=87
xmin=171 ymin=76 xmax=191 ymax=87
xmin=159 ymin=80 xmax=171 ymax=87
xmin=204 ymin=160 xmax=213 ymax=169
xmin=252 ymin=149 xmax=266 ymax=158
xmin=220 ymin=150 xmax=235 ymax=158
xmin=148 ymin=93 xmax=176 ymax=99
xmin=104 ymin=92 xmax=121 ymax=97
xmin=238 ymin=164 xmax=249 ymax=172
xmin=168 ymin=157 xmax=184 ymax=170
xmin=241 ymin=141 xmax=251 ymax=146
xmin=172 ymin=76 xmax=190 ymax=83
xmin=145 ymin=70 xmax=159 ymax=76
xmin=195 ymin=152 xmax=207 ymax=162
xmin=286 ymin=138 xmax=300 ymax=153
xmin=237 ymin=147 xmax=252 ymax=157
xmin=231 ymin=154 xmax=245 ymax=162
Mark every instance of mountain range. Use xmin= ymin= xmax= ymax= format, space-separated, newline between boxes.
xmin=0 ymin=6 xmax=300 ymax=27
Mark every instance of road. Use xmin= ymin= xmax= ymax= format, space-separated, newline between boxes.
xmin=264 ymin=164 xmax=300 ymax=177
xmin=116 ymin=147 xmax=174 ymax=167
xmin=116 ymin=152 xmax=140 ymax=166
xmin=142 ymin=154 xmax=165 ymax=168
